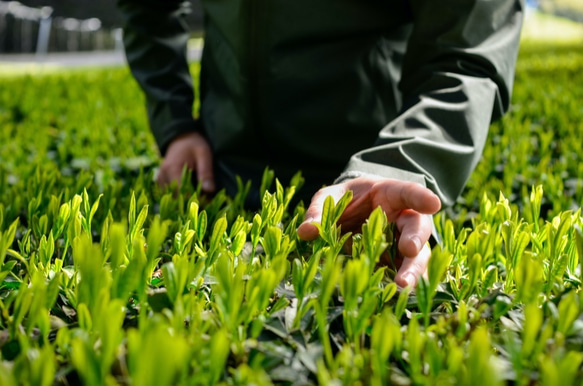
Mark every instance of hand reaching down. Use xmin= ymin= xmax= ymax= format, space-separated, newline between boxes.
xmin=297 ymin=176 xmax=441 ymax=288
xmin=156 ymin=132 xmax=216 ymax=193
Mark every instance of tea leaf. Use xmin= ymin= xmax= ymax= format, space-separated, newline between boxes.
xmin=394 ymin=286 xmax=411 ymax=320
xmin=521 ymin=302 xmax=542 ymax=358
xmin=0 ymin=219 xmax=19 ymax=267
xmin=263 ymin=226 xmax=282 ymax=258
xmin=231 ymin=230 xmax=246 ymax=256
xmin=209 ymin=328 xmax=230 ymax=383
xmin=557 ymin=291 xmax=579 ymax=336
xmin=464 ymin=328 xmax=501 ymax=386
xmin=209 ymin=216 xmax=228 ymax=258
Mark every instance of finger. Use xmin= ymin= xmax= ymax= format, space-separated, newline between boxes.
xmin=297 ymin=185 xmax=347 ymax=241
xmin=156 ymin=162 xmax=182 ymax=187
xmin=156 ymin=167 xmax=167 ymax=186
xmin=394 ymin=243 xmax=432 ymax=288
xmin=194 ymin=143 xmax=216 ymax=193
xmin=395 ymin=211 xmax=434 ymax=258
xmin=372 ymin=180 xmax=441 ymax=219
xmin=336 ymin=187 xmax=374 ymax=233
xmin=170 ymin=164 xmax=189 ymax=186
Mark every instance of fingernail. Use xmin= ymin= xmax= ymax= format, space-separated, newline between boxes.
xmin=202 ymin=180 xmax=215 ymax=192
xmin=402 ymin=272 xmax=416 ymax=288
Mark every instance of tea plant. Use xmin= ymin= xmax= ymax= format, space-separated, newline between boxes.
xmin=0 ymin=42 xmax=582 ymax=384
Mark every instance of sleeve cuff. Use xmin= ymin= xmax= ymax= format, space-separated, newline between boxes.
xmin=335 ymin=156 xmax=427 ymax=187
xmin=154 ymin=118 xmax=201 ymax=156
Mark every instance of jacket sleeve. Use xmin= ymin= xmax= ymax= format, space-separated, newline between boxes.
xmin=118 ymin=0 xmax=197 ymax=155
xmin=338 ymin=0 xmax=524 ymax=207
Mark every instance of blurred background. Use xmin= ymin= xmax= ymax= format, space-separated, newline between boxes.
xmin=538 ymin=0 xmax=583 ymax=22
xmin=0 ymin=0 xmax=202 ymax=53
xmin=0 ymin=0 xmax=580 ymax=64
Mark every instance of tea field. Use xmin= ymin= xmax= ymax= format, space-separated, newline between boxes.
xmin=0 ymin=39 xmax=583 ymax=385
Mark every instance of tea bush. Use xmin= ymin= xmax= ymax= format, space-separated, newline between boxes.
xmin=0 ymin=42 xmax=582 ymax=385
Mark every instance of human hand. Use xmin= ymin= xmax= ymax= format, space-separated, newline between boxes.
xmin=156 ymin=132 xmax=216 ymax=193
xmin=297 ymin=176 xmax=441 ymax=288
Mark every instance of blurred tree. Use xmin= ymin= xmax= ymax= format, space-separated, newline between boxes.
xmin=539 ymin=0 xmax=583 ymax=22
xmin=18 ymin=0 xmax=203 ymax=29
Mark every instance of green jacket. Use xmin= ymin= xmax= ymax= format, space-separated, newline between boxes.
xmin=119 ymin=0 xmax=524 ymax=205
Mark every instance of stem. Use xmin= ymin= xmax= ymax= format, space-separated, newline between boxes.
xmin=315 ymin=302 xmax=335 ymax=373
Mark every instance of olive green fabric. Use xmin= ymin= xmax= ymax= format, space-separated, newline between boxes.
xmin=118 ymin=0 xmax=524 ymax=206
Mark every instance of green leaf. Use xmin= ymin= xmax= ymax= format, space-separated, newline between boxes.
xmin=394 ymin=286 xmax=410 ymax=320
xmin=89 ymin=194 xmax=103 ymax=227
xmin=416 ymin=277 xmax=430 ymax=321
xmin=515 ymin=252 xmax=544 ymax=304
xmin=320 ymin=195 xmax=335 ymax=232
xmin=108 ymin=223 xmax=127 ymax=270
xmin=0 ymin=260 xmax=17 ymax=284
xmin=575 ymin=225 xmax=583 ymax=284
xmin=464 ymin=328 xmax=501 ymax=386
xmin=70 ymin=332 xmax=102 ymax=386
xmin=332 ymin=190 xmax=353 ymax=225
xmin=146 ymin=216 xmax=169 ymax=261
xmin=481 ymin=266 xmax=498 ymax=296
xmin=27 ymin=345 xmax=57 ymax=386
xmin=209 ymin=328 xmax=230 ymax=383
xmin=127 ymin=321 xmax=189 ymax=386
xmin=231 ymin=230 xmax=246 ymax=256
xmin=340 ymin=258 xmax=368 ymax=311
xmin=0 ymin=219 xmax=19 ymax=267
xmin=229 ymin=215 xmax=248 ymax=239
xmin=128 ymin=192 xmax=137 ymax=229
xmin=407 ymin=316 xmax=423 ymax=378
xmin=189 ymin=202 xmax=200 ymax=232
xmin=370 ymin=309 xmax=398 ymax=381
xmin=464 ymin=253 xmax=482 ymax=299
xmin=45 ymin=272 xmax=61 ymax=309
xmin=162 ymin=261 xmax=188 ymax=305
xmin=526 ymin=185 xmax=543 ymax=230
xmin=209 ymin=216 xmax=228 ymax=257
xmin=292 ymin=259 xmax=304 ymax=300
xmin=362 ymin=207 xmax=389 ymax=268
xmin=38 ymin=232 xmax=55 ymax=269
xmin=197 ymin=210 xmax=208 ymax=243
xmin=557 ymin=291 xmax=579 ymax=336
xmin=77 ymin=303 xmax=93 ymax=331
xmin=319 ymin=253 xmax=342 ymax=310
xmin=381 ymin=282 xmax=398 ymax=304
xmin=259 ymin=168 xmax=275 ymax=200
xmin=427 ymin=246 xmax=452 ymax=297
xmin=521 ymin=302 xmax=542 ymax=358
xmin=130 ymin=204 xmax=149 ymax=244
xmin=263 ymin=226 xmax=282 ymax=258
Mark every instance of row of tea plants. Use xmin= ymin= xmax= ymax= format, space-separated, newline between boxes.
xmin=0 ymin=41 xmax=582 ymax=385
